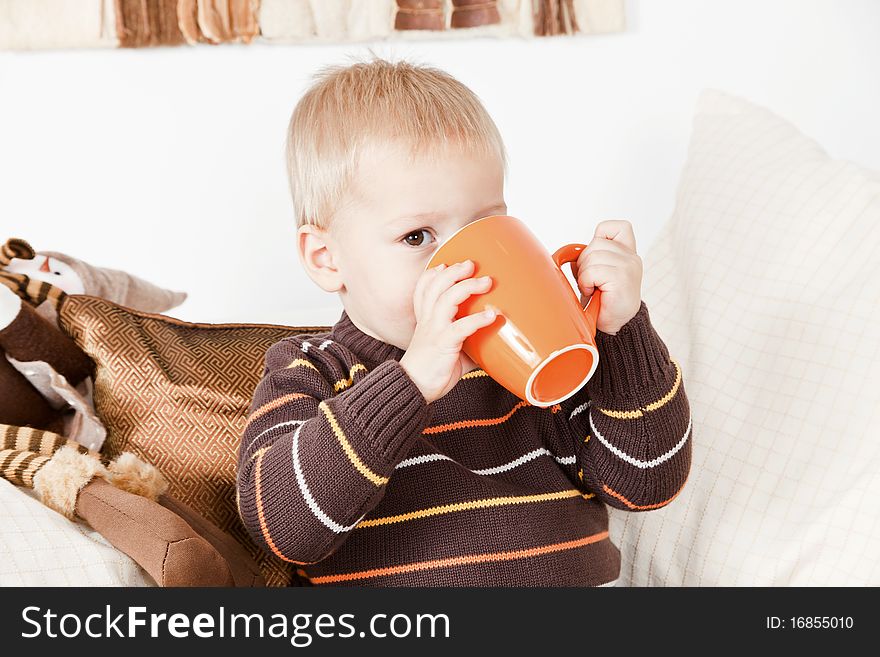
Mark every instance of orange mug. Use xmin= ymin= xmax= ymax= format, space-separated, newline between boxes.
xmin=425 ymin=215 xmax=601 ymax=407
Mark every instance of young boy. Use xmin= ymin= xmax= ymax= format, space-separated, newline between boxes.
xmin=237 ymin=58 xmax=692 ymax=587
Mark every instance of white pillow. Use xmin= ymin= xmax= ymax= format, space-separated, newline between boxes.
xmin=608 ymin=89 xmax=880 ymax=586
xmin=0 ymin=478 xmax=155 ymax=586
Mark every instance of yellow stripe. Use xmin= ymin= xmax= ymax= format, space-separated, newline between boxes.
xmin=333 ymin=363 xmax=368 ymax=392
xmin=286 ymin=358 xmax=320 ymax=372
xmin=461 ymin=369 xmax=489 ymax=379
xmin=643 ymin=358 xmax=682 ymax=411
xmin=319 ymin=401 xmax=388 ymax=487
xmin=578 ymin=469 xmax=595 ymax=498
xmin=285 ymin=357 xmax=366 ymax=392
xmin=596 ymin=358 xmax=682 ymax=419
xmin=355 ymin=489 xmax=583 ymax=527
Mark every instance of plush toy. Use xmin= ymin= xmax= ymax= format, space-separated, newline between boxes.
xmin=0 ymin=238 xmax=264 ymax=587
xmin=0 ymin=237 xmax=188 ymax=446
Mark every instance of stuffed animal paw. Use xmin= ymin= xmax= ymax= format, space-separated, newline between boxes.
xmin=2 ymin=431 xmax=264 ymax=587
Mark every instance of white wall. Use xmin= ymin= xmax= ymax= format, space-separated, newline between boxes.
xmin=1 ymin=0 xmax=878 ymax=325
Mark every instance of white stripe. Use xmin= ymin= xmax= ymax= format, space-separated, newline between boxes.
xmin=290 ymin=422 xmax=366 ymax=533
xmin=397 ymin=453 xmax=456 ymax=468
xmin=396 ymin=448 xmax=577 ymax=476
xmin=246 ymin=419 xmax=304 ymax=453
xmin=589 ymin=413 xmax=693 ymax=469
xmin=301 ymin=339 xmax=333 ymax=354
xmin=474 ymin=448 xmax=551 ymax=476
xmin=569 ymin=400 xmax=591 ymax=420
xmin=597 ymin=578 xmax=618 ymax=587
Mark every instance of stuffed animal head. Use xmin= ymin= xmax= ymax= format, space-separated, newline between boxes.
xmin=5 ymin=248 xmax=186 ymax=313
xmin=5 ymin=253 xmax=84 ymax=295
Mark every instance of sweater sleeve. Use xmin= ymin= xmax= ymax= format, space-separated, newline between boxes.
xmin=236 ymin=336 xmax=431 ymax=564
xmin=546 ymin=300 xmax=692 ymax=512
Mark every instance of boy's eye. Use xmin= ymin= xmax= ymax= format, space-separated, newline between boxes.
xmin=402 ymin=229 xmax=434 ymax=248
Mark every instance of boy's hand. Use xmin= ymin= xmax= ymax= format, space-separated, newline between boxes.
xmin=575 ymin=220 xmax=643 ymax=336
xmin=400 ymin=260 xmax=496 ymax=404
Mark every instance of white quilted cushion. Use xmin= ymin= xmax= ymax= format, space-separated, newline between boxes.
xmin=607 ymin=89 xmax=880 ymax=585
xmin=0 ymin=478 xmax=155 ymax=586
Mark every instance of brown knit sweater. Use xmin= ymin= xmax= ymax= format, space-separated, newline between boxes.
xmin=236 ymin=300 xmax=691 ymax=586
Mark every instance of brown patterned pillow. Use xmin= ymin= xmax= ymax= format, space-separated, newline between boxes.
xmin=58 ymin=294 xmax=330 ymax=587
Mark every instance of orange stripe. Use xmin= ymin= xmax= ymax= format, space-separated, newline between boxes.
xmin=423 ymin=400 xmax=531 ymax=435
xmin=304 ymin=530 xmax=610 ymax=584
xmin=245 ymin=393 xmax=312 ymax=428
xmin=253 ymin=447 xmax=316 ymax=566
xmin=602 ymin=473 xmax=690 ymax=510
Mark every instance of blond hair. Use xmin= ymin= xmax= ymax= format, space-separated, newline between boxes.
xmin=285 ymin=56 xmax=507 ymax=230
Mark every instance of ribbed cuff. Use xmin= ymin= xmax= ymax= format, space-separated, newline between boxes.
xmin=587 ymin=301 xmax=673 ymax=402
xmin=336 ymin=359 xmax=431 ymax=465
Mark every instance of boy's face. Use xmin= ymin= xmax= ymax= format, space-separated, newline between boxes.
xmin=299 ymin=139 xmax=506 ymax=351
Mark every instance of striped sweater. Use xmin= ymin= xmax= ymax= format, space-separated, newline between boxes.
xmin=236 ymin=300 xmax=692 ymax=586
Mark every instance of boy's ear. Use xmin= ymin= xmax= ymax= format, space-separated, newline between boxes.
xmin=297 ymin=224 xmax=344 ymax=293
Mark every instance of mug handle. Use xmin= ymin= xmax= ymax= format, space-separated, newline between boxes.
xmin=551 ymin=243 xmax=601 ymax=334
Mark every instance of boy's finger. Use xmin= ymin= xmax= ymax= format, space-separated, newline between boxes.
xmin=425 ymin=260 xmax=474 ymax=307
xmin=577 ymin=263 xmax=615 ymax=293
xmin=438 ymin=276 xmax=492 ymax=310
xmin=592 ymin=220 xmax=637 ymax=253
xmin=578 ymin=249 xmax=620 ymax=268
xmin=581 ymin=237 xmax=630 ymax=256
xmin=415 ymin=263 xmax=447 ymax=316
xmin=450 ymin=308 xmax=497 ymax=342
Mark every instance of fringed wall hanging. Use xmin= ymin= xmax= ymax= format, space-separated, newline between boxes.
xmin=451 ymin=1 xmax=501 ymax=29
xmin=395 ymin=1 xmax=446 ymax=31
xmin=0 ymin=0 xmax=624 ymax=50
xmin=533 ymin=0 xmax=578 ymax=36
